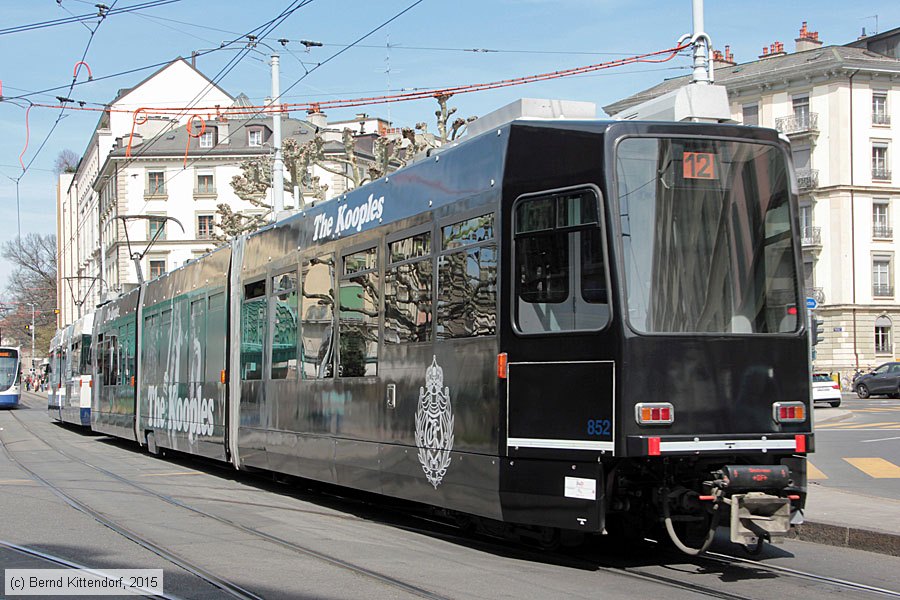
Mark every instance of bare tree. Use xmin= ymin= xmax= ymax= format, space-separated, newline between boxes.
xmin=0 ymin=233 xmax=58 ymax=355
xmin=53 ymin=149 xmax=79 ymax=175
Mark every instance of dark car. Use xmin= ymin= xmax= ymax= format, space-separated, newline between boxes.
xmin=854 ymin=362 xmax=900 ymax=398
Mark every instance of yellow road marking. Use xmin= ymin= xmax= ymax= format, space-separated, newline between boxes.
xmin=806 ymin=461 xmax=828 ymax=480
xmin=839 ymin=422 xmax=899 ymax=429
xmin=0 ymin=479 xmax=35 ymax=484
xmin=137 ymin=471 xmax=201 ymax=478
xmin=844 ymin=458 xmax=900 ymax=478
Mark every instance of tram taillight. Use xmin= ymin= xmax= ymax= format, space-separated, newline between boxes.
xmin=773 ymin=402 xmax=806 ymax=423
xmin=635 ymin=402 xmax=674 ymax=425
xmin=497 ymin=353 xmax=508 ymax=379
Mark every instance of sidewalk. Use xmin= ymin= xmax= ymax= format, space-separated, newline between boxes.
xmin=792 ymin=407 xmax=900 ymax=556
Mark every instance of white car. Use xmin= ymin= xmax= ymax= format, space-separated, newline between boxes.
xmin=812 ymin=373 xmax=842 ymax=407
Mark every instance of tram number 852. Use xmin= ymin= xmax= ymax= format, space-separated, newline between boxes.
xmin=586 ymin=419 xmax=611 ymax=437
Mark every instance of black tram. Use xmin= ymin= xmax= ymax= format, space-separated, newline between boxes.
xmin=91 ymin=118 xmax=811 ymax=553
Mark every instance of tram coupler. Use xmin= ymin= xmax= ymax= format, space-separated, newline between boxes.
xmin=707 ymin=465 xmax=793 ymax=549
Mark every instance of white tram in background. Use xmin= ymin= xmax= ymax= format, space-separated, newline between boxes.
xmin=0 ymin=346 xmax=22 ymax=408
xmin=47 ymin=314 xmax=94 ymax=426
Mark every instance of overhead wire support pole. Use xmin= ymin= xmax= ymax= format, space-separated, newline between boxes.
xmin=271 ymin=51 xmax=284 ymax=217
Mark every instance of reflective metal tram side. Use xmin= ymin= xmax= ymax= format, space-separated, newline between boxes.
xmin=60 ymin=313 xmax=94 ymax=427
xmin=92 ymin=289 xmax=140 ymax=440
xmin=81 ymin=117 xmax=811 ymax=553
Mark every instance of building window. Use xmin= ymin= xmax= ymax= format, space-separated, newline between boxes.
xmin=149 ymin=259 xmax=166 ymax=279
xmin=196 ymin=173 xmax=215 ymax=195
xmin=873 ymin=92 xmax=890 ymax=125
xmin=876 ymin=316 xmax=892 ymax=354
xmin=147 ymin=171 xmax=166 ymax=195
xmin=873 ymin=201 xmax=892 ymax=239
xmin=873 ymin=144 xmax=890 ymax=180
xmin=199 ymin=128 xmax=216 ymax=148
xmin=873 ymin=257 xmax=893 ymax=297
xmin=148 ymin=216 xmax=166 ymax=241
xmin=248 ymin=128 xmax=262 ymax=147
xmin=792 ymin=95 xmax=810 ymax=127
xmin=197 ymin=215 xmax=215 ymax=239
xmin=742 ymin=103 xmax=759 ymax=127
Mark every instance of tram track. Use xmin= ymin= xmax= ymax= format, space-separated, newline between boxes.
xmin=0 ymin=540 xmax=186 ymax=600
xmin=5 ymin=406 xmax=452 ymax=600
xmin=0 ymin=424 xmax=262 ymax=600
xmin=7 ymin=399 xmax=897 ymax=600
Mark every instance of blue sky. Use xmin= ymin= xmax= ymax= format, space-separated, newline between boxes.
xmin=0 ymin=0 xmax=897 ymax=292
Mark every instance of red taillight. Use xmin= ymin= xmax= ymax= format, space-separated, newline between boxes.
xmin=635 ymin=403 xmax=675 ymax=425
xmin=773 ymin=402 xmax=806 ymax=423
xmin=497 ymin=352 xmax=508 ymax=379
xmin=795 ymin=434 xmax=807 ymax=452
xmin=648 ymin=436 xmax=661 ymax=456
xmin=787 ymin=306 xmax=798 ymax=315
xmin=831 ymin=383 xmax=840 ymax=390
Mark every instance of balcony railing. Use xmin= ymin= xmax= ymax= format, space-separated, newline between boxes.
xmin=796 ymin=168 xmax=819 ymax=191
xmin=873 ymin=284 xmax=894 ymax=297
xmin=801 ymin=226 xmax=821 ymax=247
xmin=873 ymin=168 xmax=892 ymax=181
xmin=873 ymin=113 xmax=891 ymax=126
xmin=873 ymin=224 xmax=894 ymax=239
xmin=776 ymin=112 xmax=818 ymax=135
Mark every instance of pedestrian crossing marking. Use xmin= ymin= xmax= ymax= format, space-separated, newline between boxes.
xmin=806 ymin=461 xmax=828 ymax=480
xmin=843 ymin=458 xmax=900 ymax=478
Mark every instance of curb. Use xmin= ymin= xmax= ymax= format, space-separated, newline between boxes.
xmin=790 ymin=520 xmax=900 ymax=557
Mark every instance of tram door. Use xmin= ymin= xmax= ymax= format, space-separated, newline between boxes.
xmin=505 ymin=187 xmax=616 ymax=453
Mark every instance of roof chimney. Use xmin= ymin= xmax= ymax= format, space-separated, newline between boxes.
xmin=759 ymin=41 xmax=786 ymax=60
xmin=795 ymin=21 xmax=823 ymax=52
xmin=217 ymin=116 xmax=230 ymax=145
xmin=306 ymin=104 xmax=327 ymax=129
xmin=858 ymin=27 xmax=868 ymax=41
xmin=712 ymin=45 xmax=736 ymax=70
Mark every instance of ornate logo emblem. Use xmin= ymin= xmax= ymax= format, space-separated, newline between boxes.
xmin=415 ymin=355 xmax=455 ymax=489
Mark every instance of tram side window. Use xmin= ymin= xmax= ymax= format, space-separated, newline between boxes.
xmin=206 ymin=293 xmax=226 ymax=383
xmin=103 ymin=336 xmax=119 ymax=386
xmin=340 ymin=247 xmax=379 ymax=377
xmin=81 ymin=335 xmax=92 ymax=376
xmin=270 ymin=271 xmax=298 ymax=380
xmin=241 ymin=280 xmax=266 ymax=381
xmin=514 ymin=189 xmax=609 ymax=333
xmin=386 ymin=232 xmax=432 ymax=343
xmin=301 ymin=255 xmax=335 ymax=379
xmin=437 ymin=214 xmax=497 ymax=339
xmin=71 ymin=341 xmax=81 ymax=378
xmin=189 ymin=299 xmax=206 ymax=385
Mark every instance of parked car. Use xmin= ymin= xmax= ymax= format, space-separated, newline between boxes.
xmin=853 ymin=362 xmax=900 ymax=399
xmin=812 ymin=373 xmax=842 ymax=407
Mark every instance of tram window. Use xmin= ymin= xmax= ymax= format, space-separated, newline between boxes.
xmin=190 ymin=299 xmax=206 ymax=385
xmin=301 ymin=255 xmax=335 ymax=379
xmin=241 ymin=280 xmax=266 ymax=381
xmin=206 ymin=293 xmax=226 ymax=383
xmin=81 ymin=335 xmax=92 ymax=376
xmin=386 ymin=232 xmax=433 ymax=344
xmin=437 ymin=214 xmax=497 ymax=339
xmin=270 ymin=271 xmax=298 ymax=380
xmin=514 ymin=189 xmax=609 ymax=333
xmin=340 ymin=248 xmax=379 ymax=376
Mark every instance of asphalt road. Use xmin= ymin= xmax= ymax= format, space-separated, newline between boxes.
xmin=1 ymin=392 xmax=899 ymax=599
xmin=812 ymin=394 xmax=900 ymax=500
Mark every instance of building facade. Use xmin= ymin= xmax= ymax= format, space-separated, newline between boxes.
xmin=604 ymin=25 xmax=900 ymax=376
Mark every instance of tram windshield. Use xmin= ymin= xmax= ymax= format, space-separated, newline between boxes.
xmin=0 ymin=349 xmax=19 ymax=390
xmin=616 ymin=137 xmax=799 ymax=334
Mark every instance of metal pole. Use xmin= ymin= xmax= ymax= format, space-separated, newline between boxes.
xmin=271 ymin=53 xmax=284 ymax=217
xmin=691 ymin=0 xmax=710 ymax=84
xmin=30 ymin=303 xmax=35 ymax=374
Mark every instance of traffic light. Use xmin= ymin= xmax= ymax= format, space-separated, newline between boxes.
xmin=23 ymin=324 xmax=31 ymax=332
xmin=811 ymin=317 xmax=825 ymax=345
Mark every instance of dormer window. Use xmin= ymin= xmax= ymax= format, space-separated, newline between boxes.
xmin=199 ymin=128 xmax=217 ymax=148
xmin=248 ymin=128 xmax=263 ymax=147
